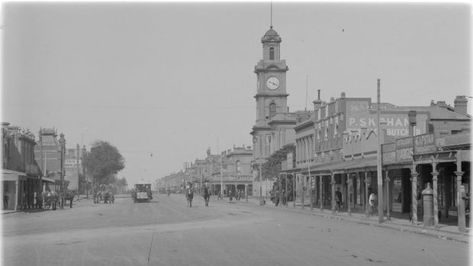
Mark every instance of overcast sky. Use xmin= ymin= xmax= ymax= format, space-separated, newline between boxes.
xmin=2 ymin=2 xmax=471 ymax=186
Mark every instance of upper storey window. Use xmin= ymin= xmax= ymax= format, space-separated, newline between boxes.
xmin=269 ymin=47 xmax=275 ymax=60
xmin=269 ymin=102 xmax=276 ymax=118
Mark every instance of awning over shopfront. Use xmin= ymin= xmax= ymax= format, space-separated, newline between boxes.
xmin=302 ymin=157 xmax=377 ymax=175
xmin=41 ymin=177 xmax=56 ymax=183
xmin=2 ymin=169 xmax=27 ymax=181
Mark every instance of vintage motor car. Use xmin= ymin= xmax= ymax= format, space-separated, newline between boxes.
xmin=132 ymin=183 xmax=152 ymax=203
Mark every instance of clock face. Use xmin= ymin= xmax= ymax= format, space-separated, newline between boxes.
xmin=266 ymin=77 xmax=280 ymax=90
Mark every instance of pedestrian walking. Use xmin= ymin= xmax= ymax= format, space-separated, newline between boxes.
xmin=274 ymin=190 xmax=280 ymax=207
xmin=203 ymin=186 xmax=210 ymax=207
xmin=335 ymin=188 xmax=342 ymax=213
xmin=368 ymin=191 xmax=377 ymax=217
xmin=186 ymin=184 xmax=194 ymax=208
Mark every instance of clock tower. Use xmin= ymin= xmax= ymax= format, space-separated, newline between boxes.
xmin=254 ymin=26 xmax=289 ymax=125
xmin=251 ymin=26 xmax=290 ymax=161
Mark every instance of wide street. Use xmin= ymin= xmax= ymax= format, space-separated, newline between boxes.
xmin=2 ymin=194 xmax=469 ymax=266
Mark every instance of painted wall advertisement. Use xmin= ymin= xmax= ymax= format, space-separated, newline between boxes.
xmin=345 ymin=100 xmax=428 ymax=137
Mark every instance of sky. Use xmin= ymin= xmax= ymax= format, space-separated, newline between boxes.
xmin=2 ymin=2 xmax=471 ymax=186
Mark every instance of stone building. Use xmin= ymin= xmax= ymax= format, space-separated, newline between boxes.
xmin=250 ymin=26 xmax=310 ymax=197
xmin=2 ymin=123 xmax=42 ymax=210
xmin=287 ymin=93 xmax=470 ymax=231
xmin=34 ymin=128 xmax=61 ymax=180
xmin=182 ymin=146 xmax=253 ymax=197
xmin=220 ymin=145 xmax=253 ymax=196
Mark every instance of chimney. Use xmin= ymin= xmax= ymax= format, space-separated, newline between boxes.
xmin=408 ymin=110 xmax=417 ymax=136
xmin=454 ymin=95 xmax=468 ymax=115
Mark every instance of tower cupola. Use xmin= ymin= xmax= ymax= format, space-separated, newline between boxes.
xmin=261 ymin=26 xmax=281 ymax=43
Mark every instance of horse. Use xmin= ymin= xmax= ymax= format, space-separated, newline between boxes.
xmin=186 ymin=188 xmax=194 ymax=207
xmin=65 ymin=190 xmax=77 ymax=208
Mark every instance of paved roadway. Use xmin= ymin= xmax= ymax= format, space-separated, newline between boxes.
xmin=2 ymin=194 xmax=469 ymax=266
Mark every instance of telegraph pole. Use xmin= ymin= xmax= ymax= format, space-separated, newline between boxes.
xmin=376 ymin=79 xmax=384 ymax=223
xmin=259 ymin=162 xmax=263 ymax=205
xmin=59 ymin=133 xmax=66 ymax=209
xmin=220 ymin=156 xmax=223 ymax=198
xmin=39 ymin=128 xmax=44 ymax=176
xmin=82 ymin=145 xmax=88 ymax=199
xmin=76 ymin=144 xmax=80 ymax=199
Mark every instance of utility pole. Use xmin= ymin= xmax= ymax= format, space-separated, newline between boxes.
xmin=39 ymin=128 xmax=44 ymax=176
xmin=76 ymin=144 xmax=80 ymax=198
xmin=376 ymin=79 xmax=384 ymax=223
xmin=259 ymin=162 xmax=263 ymax=205
xmin=308 ymin=146 xmax=312 ymax=211
xmin=82 ymin=145 xmax=88 ymax=199
xmin=220 ymin=156 xmax=223 ymax=198
xmin=59 ymin=133 xmax=66 ymax=209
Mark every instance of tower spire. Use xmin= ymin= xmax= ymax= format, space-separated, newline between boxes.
xmin=270 ymin=1 xmax=273 ymax=28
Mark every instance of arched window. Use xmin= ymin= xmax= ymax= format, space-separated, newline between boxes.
xmin=269 ymin=102 xmax=276 ymax=118
xmin=269 ymin=47 xmax=275 ymax=60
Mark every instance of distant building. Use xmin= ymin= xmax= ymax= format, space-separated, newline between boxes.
xmin=220 ymin=145 xmax=253 ymax=196
xmin=64 ymin=145 xmax=84 ymax=191
xmin=2 ymin=123 xmax=42 ymax=210
xmin=34 ymin=128 xmax=61 ymax=180
xmin=181 ymin=145 xmax=254 ymax=197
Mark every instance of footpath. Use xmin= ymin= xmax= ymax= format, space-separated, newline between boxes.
xmin=243 ymin=196 xmax=470 ymax=244
xmin=1 ymin=194 xmax=130 ymax=215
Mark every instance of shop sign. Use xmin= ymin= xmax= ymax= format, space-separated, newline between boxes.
xmin=396 ymin=147 xmax=413 ymax=162
xmin=382 ymin=142 xmax=396 ymax=164
xmin=383 ymin=151 xmax=396 ymax=164
xmin=414 ymin=134 xmax=436 ymax=154
xmin=65 ymin=159 xmax=78 ymax=165
xmin=394 ymin=137 xmax=413 ymax=162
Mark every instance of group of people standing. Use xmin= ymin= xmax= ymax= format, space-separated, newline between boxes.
xmin=270 ymin=189 xmax=288 ymax=207
xmin=185 ymin=184 xmax=246 ymax=207
xmin=185 ymin=183 xmax=210 ymax=208
xmin=334 ymin=187 xmax=377 ymax=216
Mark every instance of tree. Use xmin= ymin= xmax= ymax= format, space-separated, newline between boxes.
xmin=260 ymin=144 xmax=295 ymax=180
xmin=83 ymin=141 xmax=125 ymax=185
xmin=116 ymin=177 xmax=128 ymax=187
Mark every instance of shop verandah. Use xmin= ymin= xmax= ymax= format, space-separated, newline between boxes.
xmin=279 ymin=153 xmax=470 ymax=231
xmin=284 ymin=158 xmax=380 ymax=213
xmin=2 ymin=169 xmax=43 ymax=211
